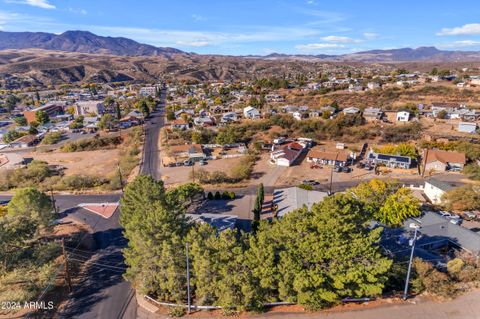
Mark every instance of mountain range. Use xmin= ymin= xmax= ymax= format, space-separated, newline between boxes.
xmin=2 ymin=30 xmax=480 ymax=62
xmin=0 ymin=30 xmax=183 ymax=57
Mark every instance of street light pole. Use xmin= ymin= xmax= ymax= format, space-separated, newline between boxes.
xmin=186 ymin=242 xmax=191 ymax=314
xmin=403 ymin=225 xmax=419 ymax=300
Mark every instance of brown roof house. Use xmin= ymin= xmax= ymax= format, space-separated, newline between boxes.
xmin=306 ymin=148 xmax=349 ymax=167
xmin=423 ymin=149 xmax=466 ymax=174
xmin=270 ymin=142 xmax=305 ymax=167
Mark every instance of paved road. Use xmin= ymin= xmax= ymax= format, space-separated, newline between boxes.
xmin=140 ymin=87 xmax=166 ymax=179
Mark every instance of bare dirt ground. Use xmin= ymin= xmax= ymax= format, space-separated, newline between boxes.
xmin=26 ymin=149 xmax=119 ymax=177
xmin=159 ymin=156 xmax=246 ymax=185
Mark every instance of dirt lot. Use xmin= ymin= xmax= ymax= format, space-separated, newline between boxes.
xmin=26 ymin=149 xmax=119 ymax=177
xmin=159 ymin=156 xmax=247 ymax=185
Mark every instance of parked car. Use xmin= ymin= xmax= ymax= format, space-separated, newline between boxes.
xmin=438 ymin=211 xmax=452 ymax=218
xmin=341 ymin=167 xmax=352 ymax=173
xmin=184 ymin=160 xmax=193 ymax=166
xmin=167 ymin=163 xmax=176 ymax=167
xmin=302 ymin=179 xmax=319 ymax=186
xmin=175 ymin=162 xmax=183 ymax=167
xmin=448 ymin=215 xmax=462 ymax=225
xmin=333 ymin=166 xmax=341 ymax=173
xmin=463 ymin=211 xmax=478 ymax=221
xmin=199 ymin=160 xmax=207 ymax=166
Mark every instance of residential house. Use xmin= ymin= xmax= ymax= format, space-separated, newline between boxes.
xmin=193 ymin=116 xmax=215 ymax=127
xmin=309 ymin=109 xmax=321 ymax=118
xmin=367 ymin=82 xmax=381 ymax=90
xmin=83 ymin=117 xmax=99 ymax=131
xmin=139 ymin=86 xmax=158 ymax=97
xmin=342 ymin=107 xmax=360 ymax=115
xmin=273 ymin=187 xmax=328 ymax=218
xmin=170 ymin=119 xmax=190 ymax=130
xmin=75 ymin=101 xmax=105 ymax=116
xmin=367 ymin=151 xmax=411 ymax=169
xmin=363 ymin=107 xmax=384 ymax=122
xmin=458 ymin=122 xmax=477 ymax=133
xmin=243 ymin=106 xmax=260 ymax=119
xmin=119 ymin=115 xmax=142 ymax=128
xmin=270 ymin=142 xmax=305 ymax=167
xmin=382 ymin=212 xmax=480 ymax=263
xmin=10 ymin=134 xmax=39 ymax=148
xmin=423 ymin=149 xmax=466 ymax=173
xmin=186 ymin=213 xmax=237 ymax=232
xmin=168 ymin=144 xmax=206 ymax=162
xmin=265 ymin=94 xmax=284 ymax=102
xmin=306 ymin=148 xmax=349 ymax=167
xmin=424 ymin=178 xmax=454 ymax=204
xmin=174 ymin=108 xmax=195 ymax=119
xmin=348 ymin=84 xmax=364 ymax=92
xmin=281 ymin=105 xmax=298 ymax=114
xmin=221 ymin=112 xmax=238 ymax=123
xmin=292 ymin=111 xmax=306 ymax=121
xmin=396 ymin=111 xmax=411 ymax=122
xmin=23 ymin=104 xmax=64 ymax=124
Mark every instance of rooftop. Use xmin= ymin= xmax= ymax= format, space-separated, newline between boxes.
xmin=273 ymin=187 xmax=328 ymax=218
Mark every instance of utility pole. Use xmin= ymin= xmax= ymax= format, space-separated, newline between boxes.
xmin=117 ymin=163 xmax=124 ymax=193
xmin=50 ymin=187 xmax=58 ymax=215
xmin=61 ymin=238 xmax=72 ymax=293
xmin=191 ymin=163 xmax=195 ymax=183
xmin=186 ymin=242 xmax=191 ymax=314
xmin=403 ymin=225 xmax=419 ymax=300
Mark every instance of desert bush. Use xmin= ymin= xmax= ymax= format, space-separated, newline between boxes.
xmin=54 ymin=174 xmax=106 ymax=190
xmin=61 ymin=135 xmax=122 ymax=152
xmin=41 ymin=131 xmax=63 ymax=145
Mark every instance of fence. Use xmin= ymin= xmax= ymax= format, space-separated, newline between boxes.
xmin=143 ymin=295 xmax=295 ymax=310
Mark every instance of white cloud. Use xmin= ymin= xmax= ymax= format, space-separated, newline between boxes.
xmin=363 ymin=32 xmax=379 ymax=40
xmin=321 ymin=35 xmax=355 ymax=43
xmin=94 ymin=25 xmax=324 ymax=48
xmin=68 ymin=8 xmax=87 ymax=15
xmin=6 ymin=0 xmax=56 ymax=9
xmin=176 ymin=40 xmax=210 ymax=47
xmin=295 ymin=43 xmax=345 ymax=50
xmin=437 ymin=23 xmax=480 ymax=36
xmin=191 ymin=14 xmax=206 ymax=22
xmin=438 ymin=40 xmax=480 ymax=48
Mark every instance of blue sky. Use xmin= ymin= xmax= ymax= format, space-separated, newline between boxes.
xmin=1 ymin=0 xmax=480 ymax=55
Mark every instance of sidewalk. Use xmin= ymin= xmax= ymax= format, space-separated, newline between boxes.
xmin=137 ymin=290 xmax=480 ymax=319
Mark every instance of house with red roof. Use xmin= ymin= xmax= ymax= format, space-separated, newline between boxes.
xmin=270 ymin=142 xmax=305 ymax=167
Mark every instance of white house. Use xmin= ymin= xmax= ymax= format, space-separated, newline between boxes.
xmin=342 ymin=107 xmax=360 ymax=115
xmin=270 ymin=142 xmax=304 ymax=167
xmin=243 ymin=106 xmax=260 ymax=119
xmin=458 ymin=122 xmax=477 ymax=133
xmin=292 ymin=111 xmax=303 ymax=121
xmin=424 ymin=178 xmax=454 ymax=204
xmin=396 ymin=111 xmax=411 ymax=122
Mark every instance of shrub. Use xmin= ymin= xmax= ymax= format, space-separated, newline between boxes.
xmin=298 ymin=184 xmax=313 ymax=190
xmin=214 ymin=191 xmax=221 ymax=200
xmin=61 ymin=136 xmax=123 ymax=152
xmin=228 ymin=191 xmax=236 ymax=199
xmin=42 ymin=131 xmax=63 ymax=145
xmin=412 ymin=258 xmax=457 ymax=298
xmin=222 ymin=191 xmax=230 ymax=199
xmin=168 ymin=306 xmax=185 ymax=317
xmin=55 ymin=175 xmax=106 ymax=190
xmin=207 ymin=192 xmax=213 ymax=200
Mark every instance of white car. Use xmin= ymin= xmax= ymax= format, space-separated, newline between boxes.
xmin=438 ymin=211 xmax=452 ymax=218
